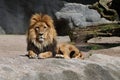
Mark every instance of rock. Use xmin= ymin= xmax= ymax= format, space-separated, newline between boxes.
xmin=86 ymin=54 xmax=120 ymax=80
xmin=87 ymin=46 xmax=120 ymax=57
xmin=0 ymin=35 xmax=120 ymax=80
xmin=0 ymin=26 xmax=6 ymax=34
xmin=87 ymin=37 xmax=120 ymax=44
xmin=0 ymin=0 xmax=111 ymax=34
xmin=0 ymin=53 xmax=120 ymax=80
xmin=57 ymin=36 xmax=71 ymax=43
xmin=55 ymin=3 xmax=110 ymax=28
xmin=0 ymin=0 xmax=64 ymax=34
xmin=64 ymin=0 xmax=98 ymax=4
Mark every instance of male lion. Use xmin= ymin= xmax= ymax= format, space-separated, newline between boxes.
xmin=27 ymin=13 xmax=83 ymax=59
xmin=27 ymin=13 xmax=57 ymax=59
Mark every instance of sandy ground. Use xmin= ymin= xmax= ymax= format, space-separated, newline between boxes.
xmin=0 ymin=35 xmax=120 ymax=58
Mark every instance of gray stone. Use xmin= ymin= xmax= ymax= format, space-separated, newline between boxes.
xmin=0 ymin=53 xmax=120 ymax=80
xmin=0 ymin=0 xmax=110 ymax=34
xmin=87 ymin=37 xmax=120 ymax=44
xmin=0 ymin=0 xmax=64 ymax=34
xmin=84 ymin=64 xmax=114 ymax=80
xmin=0 ymin=35 xmax=120 ymax=80
xmin=57 ymin=36 xmax=71 ymax=43
xmin=0 ymin=26 xmax=5 ymax=34
xmin=55 ymin=3 xmax=110 ymax=28
xmin=64 ymin=0 xmax=98 ymax=4
xmin=85 ymin=9 xmax=101 ymax=22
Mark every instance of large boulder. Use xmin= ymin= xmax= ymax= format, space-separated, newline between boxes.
xmin=0 ymin=52 xmax=120 ymax=80
xmin=0 ymin=35 xmax=120 ymax=80
xmin=55 ymin=3 xmax=110 ymax=28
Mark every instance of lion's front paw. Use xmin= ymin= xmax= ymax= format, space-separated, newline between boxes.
xmin=28 ymin=50 xmax=38 ymax=59
xmin=38 ymin=51 xmax=53 ymax=59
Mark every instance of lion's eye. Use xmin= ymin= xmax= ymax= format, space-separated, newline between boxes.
xmin=44 ymin=26 xmax=47 ymax=29
xmin=35 ymin=27 xmax=39 ymax=31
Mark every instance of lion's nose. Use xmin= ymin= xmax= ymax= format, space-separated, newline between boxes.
xmin=39 ymin=33 xmax=43 ymax=36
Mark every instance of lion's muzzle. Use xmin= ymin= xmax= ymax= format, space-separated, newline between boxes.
xmin=37 ymin=33 xmax=45 ymax=42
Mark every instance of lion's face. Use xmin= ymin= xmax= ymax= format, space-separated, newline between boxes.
xmin=27 ymin=13 xmax=57 ymax=47
xmin=34 ymin=22 xmax=50 ymax=43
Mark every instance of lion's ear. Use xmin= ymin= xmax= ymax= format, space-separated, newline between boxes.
xmin=30 ymin=13 xmax=41 ymax=26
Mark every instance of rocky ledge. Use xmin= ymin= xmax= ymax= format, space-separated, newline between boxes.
xmin=0 ymin=35 xmax=120 ymax=80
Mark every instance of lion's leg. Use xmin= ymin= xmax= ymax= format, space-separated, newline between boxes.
xmin=78 ymin=52 xmax=84 ymax=59
xmin=59 ymin=48 xmax=71 ymax=59
xmin=62 ymin=50 xmax=70 ymax=59
xmin=28 ymin=50 xmax=37 ymax=59
xmin=74 ymin=52 xmax=81 ymax=58
xmin=38 ymin=51 xmax=53 ymax=59
xmin=74 ymin=51 xmax=84 ymax=59
xmin=63 ymin=54 xmax=70 ymax=59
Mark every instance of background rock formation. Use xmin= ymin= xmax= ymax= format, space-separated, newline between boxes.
xmin=0 ymin=0 xmax=118 ymax=34
xmin=64 ymin=0 xmax=98 ymax=4
xmin=55 ymin=3 xmax=110 ymax=28
xmin=0 ymin=0 xmax=64 ymax=34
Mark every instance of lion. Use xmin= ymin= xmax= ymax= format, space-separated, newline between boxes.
xmin=27 ymin=13 xmax=57 ymax=59
xmin=27 ymin=13 xmax=83 ymax=59
xmin=56 ymin=43 xmax=83 ymax=59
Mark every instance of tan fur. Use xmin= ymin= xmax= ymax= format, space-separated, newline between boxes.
xmin=27 ymin=13 xmax=57 ymax=59
xmin=56 ymin=43 xmax=83 ymax=59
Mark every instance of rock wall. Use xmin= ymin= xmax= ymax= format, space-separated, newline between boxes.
xmin=0 ymin=0 xmax=64 ymax=34
xmin=64 ymin=0 xmax=98 ymax=4
xmin=0 ymin=0 xmax=111 ymax=34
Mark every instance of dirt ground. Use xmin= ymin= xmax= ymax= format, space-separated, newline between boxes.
xmin=0 ymin=35 xmax=120 ymax=58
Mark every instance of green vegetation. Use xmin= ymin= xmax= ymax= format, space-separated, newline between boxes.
xmin=86 ymin=44 xmax=104 ymax=50
xmin=81 ymin=44 xmax=120 ymax=51
xmin=98 ymin=23 xmax=120 ymax=31
xmin=92 ymin=23 xmax=120 ymax=37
